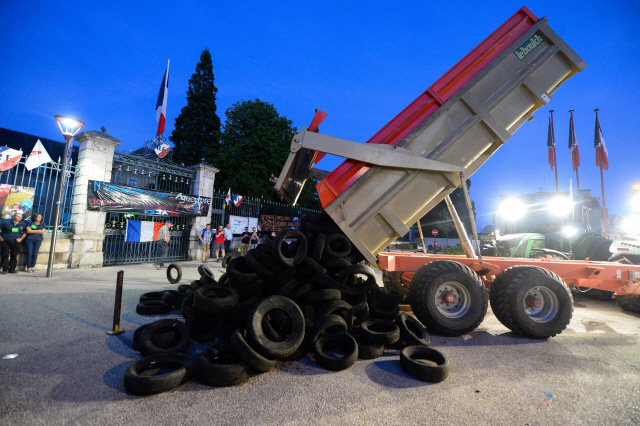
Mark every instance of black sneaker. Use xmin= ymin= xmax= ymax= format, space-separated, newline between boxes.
xmin=9 ymin=270 xmax=18 ymax=274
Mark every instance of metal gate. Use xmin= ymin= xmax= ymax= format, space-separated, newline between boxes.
xmin=102 ymin=137 xmax=197 ymax=266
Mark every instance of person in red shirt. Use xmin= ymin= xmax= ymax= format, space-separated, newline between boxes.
xmin=213 ymin=225 xmax=226 ymax=262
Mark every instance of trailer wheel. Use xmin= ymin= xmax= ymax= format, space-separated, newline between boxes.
xmin=490 ymin=266 xmax=573 ymax=339
xmin=408 ymin=260 xmax=488 ymax=336
xmin=615 ymin=295 xmax=640 ymax=313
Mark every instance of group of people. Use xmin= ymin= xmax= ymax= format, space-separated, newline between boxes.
xmin=196 ymin=223 xmax=260 ymax=263
xmin=0 ymin=212 xmax=46 ymax=274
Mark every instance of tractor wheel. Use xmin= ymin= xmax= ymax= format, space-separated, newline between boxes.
xmin=408 ymin=260 xmax=488 ymax=336
xmin=490 ymin=266 xmax=573 ymax=339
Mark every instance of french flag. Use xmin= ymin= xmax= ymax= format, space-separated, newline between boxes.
xmin=0 ymin=147 xmax=23 ymax=172
xmin=156 ymin=60 xmax=170 ymax=136
xmin=233 ymin=194 xmax=243 ymax=207
xmin=125 ymin=220 xmax=164 ymax=242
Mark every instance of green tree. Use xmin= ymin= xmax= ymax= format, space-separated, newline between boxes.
xmin=212 ymin=99 xmax=319 ymax=208
xmin=169 ymin=48 xmax=221 ymax=166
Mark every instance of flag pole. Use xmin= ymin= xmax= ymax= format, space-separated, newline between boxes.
xmin=569 ymin=110 xmax=582 ymax=229
xmin=595 ymin=108 xmax=608 ymax=238
xmin=550 ymin=110 xmax=559 ymax=193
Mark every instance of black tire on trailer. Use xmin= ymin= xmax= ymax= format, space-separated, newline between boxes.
xmin=137 ymin=319 xmax=191 ymax=356
xmin=136 ymin=300 xmax=172 ymax=315
xmin=124 ymin=352 xmax=193 ymax=396
xmin=577 ymin=287 xmax=614 ymax=301
xmin=490 ymin=265 xmax=573 ymax=339
xmin=395 ymin=313 xmax=430 ymax=346
xmin=230 ymin=329 xmax=277 ymax=373
xmin=408 ymin=260 xmax=488 ymax=337
xmin=246 ymin=295 xmax=305 ymax=359
xmin=166 ymin=264 xmax=182 ymax=284
xmin=313 ymin=332 xmax=358 ymax=371
xmin=400 ymin=346 xmax=450 ymax=383
xmin=273 ymin=230 xmax=308 ymax=267
xmin=324 ymin=233 xmax=352 ymax=258
xmin=616 ymin=295 xmax=640 ymax=313
xmin=190 ymin=280 xmax=203 ymax=290
xmin=253 ymin=244 xmax=283 ymax=273
xmin=195 ymin=344 xmax=252 ymax=387
xmin=177 ymin=284 xmax=191 ymax=294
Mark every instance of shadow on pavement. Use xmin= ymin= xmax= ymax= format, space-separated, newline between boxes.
xmin=364 ymin=359 xmax=429 ymax=389
xmin=279 ymin=354 xmax=331 ymax=376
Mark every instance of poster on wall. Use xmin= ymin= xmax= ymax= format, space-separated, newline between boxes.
xmin=229 ymin=216 xmax=259 ymax=234
xmin=0 ymin=184 xmax=35 ymax=219
xmin=86 ymin=180 xmax=210 ymax=217
xmin=259 ymin=214 xmax=300 ymax=232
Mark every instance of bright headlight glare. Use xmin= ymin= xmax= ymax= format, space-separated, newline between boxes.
xmin=498 ymin=198 xmax=527 ymax=220
xmin=631 ymin=194 xmax=640 ymax=213
xmin=548 ymin=197 xmax=573 ymax=217
xmin=622 ymin=218 xmax=640 ymax=234
xmin=563 ymin=226 xmax=577 ymax=237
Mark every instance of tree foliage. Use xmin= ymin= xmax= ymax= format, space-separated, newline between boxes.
xmin=169 ymin=48 xmax=221 ymax=166
xmin=211 ymin=99 xmax=319 ymax=209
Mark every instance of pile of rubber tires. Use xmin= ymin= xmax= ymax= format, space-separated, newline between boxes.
xmin=123 ymin=214 xmax=450 ymax=396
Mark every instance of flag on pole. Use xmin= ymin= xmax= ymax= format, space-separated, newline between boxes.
xmin=568 ymin=113 xmax=580 ymax=171
xmin=0 ymin=147 xmax=22 ymax=172
xmin=594 ymin=114 xmax=609 ymax=170
xmin=233 ymin=194 xmax=243 ymax=207
xmin=25 ymin=140 xmax=53 ymax=171
xmin=156 ymin=60 xmax=170 ymax=136
xmin=225 ymin=188 xmax=232 ymax=204
xmin=125 ymin=220 xmax=164 ymax=242
xmin=569 ymin=178 xmax=574 ymax=221
xmin=547 ymin=113 xmax=555 ymax=171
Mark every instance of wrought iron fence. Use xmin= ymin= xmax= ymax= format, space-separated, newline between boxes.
xmin=0 ymin=155 xmax=78 ymax=232
xmin=103 ymin=137 xmax=197 ymax=265
xmin=209 ymin=190 xmax=321 ymax=229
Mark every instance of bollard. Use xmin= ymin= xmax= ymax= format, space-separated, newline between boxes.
xmin=107 ymin=270 xmax=125 ymax=335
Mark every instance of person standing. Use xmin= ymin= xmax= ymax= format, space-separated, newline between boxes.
xmin=240 ymin=226 xmax=251 ymax=256
xmin=214 ymin=225 xmax=225 ymax=262
xmin=24 ymin=213 xmax=46 ymax=273
xmin=0 ymin=212 xmax=27 ymax=274
xmin=154 ymin=221 xmax=172 ymax=270
xmin=250 ymin=227 xmax=259 ymax=249
xmin=198 ymin=223 xmax=214 ymax=263
xmin=223 ymin=223 xmax=233 ymax=254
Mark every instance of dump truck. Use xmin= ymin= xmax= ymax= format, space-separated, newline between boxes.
xmin=275 ymin=7 xmax=640 ymax=338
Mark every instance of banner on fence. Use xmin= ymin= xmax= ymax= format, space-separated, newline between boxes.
xmin=87 ymin=180 xmax=210 ymax=217
xmin=229 ymin=215 xmax=259 ymax=234
xmin=259 ymin=214 xmax=299 ymax=232
xmin=0 ymin=184 xmax=35 ymax=220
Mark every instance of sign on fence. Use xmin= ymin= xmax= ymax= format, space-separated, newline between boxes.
xmin=0 ymin=184 xmax=35 ymax=219
xmin=259 ymin=214 xmax=299 ymax=232
xmin=229 ymin=215 xmax=259 ymax=234
xmin=87 ymin=180 xmax=210 ymax=217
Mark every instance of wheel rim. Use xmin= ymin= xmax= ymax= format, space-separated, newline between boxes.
xmin=523 ymin=286 xmax=559 ymax=323
xmin=434 ymin=281 xmax=471 ymax=318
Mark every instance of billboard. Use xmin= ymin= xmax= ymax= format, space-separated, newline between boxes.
xmin=259 ymin=214 xmax=299 ymax=232
xmin=229 ymin=215 xmax=259 ymax=234
xmin=86 ymin=180 xmax=210 ymax=217
xmin=0 ymin=184 xmax=35 ymax=219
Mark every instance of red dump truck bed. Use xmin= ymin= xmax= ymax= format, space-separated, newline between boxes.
xmin=316 ymin=7 xmax=539 ymax=208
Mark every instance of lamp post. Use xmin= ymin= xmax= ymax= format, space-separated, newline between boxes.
xmin=46 ymin=116 xmax=85 ymax=278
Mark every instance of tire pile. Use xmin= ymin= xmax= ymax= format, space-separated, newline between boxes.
xmin=124 ymin=214 xmax=450 ymax=396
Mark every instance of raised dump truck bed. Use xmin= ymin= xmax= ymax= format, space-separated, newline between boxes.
xmin=276 ymin=7 xmax=586 ymax=264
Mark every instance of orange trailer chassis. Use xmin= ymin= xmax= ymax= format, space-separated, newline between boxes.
xmin=379 ymin=253 xmax=640 ymax=296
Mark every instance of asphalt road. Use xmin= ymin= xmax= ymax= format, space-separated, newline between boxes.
xmin=1 ymin=261 xmax=639 ymax=425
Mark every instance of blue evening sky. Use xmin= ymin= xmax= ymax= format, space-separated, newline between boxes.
xmin=1 ymin=1 xmax=638 ymax=229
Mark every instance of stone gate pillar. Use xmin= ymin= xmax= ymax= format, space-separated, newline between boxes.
xmin=188 ymin=162 xmax=219 ymax=260
xmin=69 ymin=130 xmax=122 ymax=268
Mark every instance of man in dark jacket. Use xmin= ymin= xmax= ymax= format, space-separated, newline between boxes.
xmin=0 ymin=212 xmax=27 ymax=274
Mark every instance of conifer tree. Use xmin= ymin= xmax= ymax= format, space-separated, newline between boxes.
xmin=169 ymin=48 xmax=221 ymax=166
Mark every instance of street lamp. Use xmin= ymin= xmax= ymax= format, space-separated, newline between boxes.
xmin=46 ymin=115 xmax=85 ymax=278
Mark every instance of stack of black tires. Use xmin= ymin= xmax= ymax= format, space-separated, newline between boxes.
xmin=124 ymin=214 xmax=450 ymax=395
